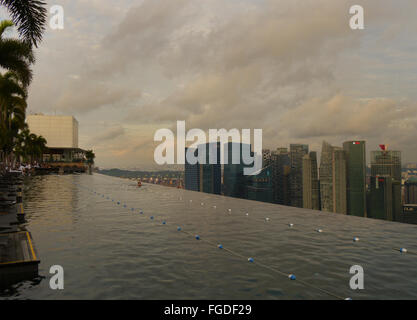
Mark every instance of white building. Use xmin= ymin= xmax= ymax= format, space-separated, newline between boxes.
xmin=27 ymin=114 xmax=79 ymax=148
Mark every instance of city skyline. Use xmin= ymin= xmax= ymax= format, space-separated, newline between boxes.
xmin=182 ymin=138 xmax=416 ymax=224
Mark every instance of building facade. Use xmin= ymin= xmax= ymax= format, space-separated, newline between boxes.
xmin=184 ymin=147 xmax=200 ymax=192
xmin=371 ymin=150 xmax=402 ymax=181
xmin=247 ymin=166 xmax=274 ymax=203
xmin=302 ymin=152 xmax=320 ymax=210
xmin=223 ymin=142 xmax=251 ymax=199
xmin=27 ymin=114 xmax=79 ymax=148
xmin=370 ymin=149 xmax=402 ymax=221
xmin=262 ymin=149 xmax=272 ymax=166
xmin=199 ymin=142 xmax=221 ymax=195
xmin=343 ymin=141 xmax=367 ymax=217
xmin=27 ymin=114 xmax=86 ymax=163
xmin=405 ymin=177 xmax=417 ymax=204
xmin=319 ymin=141 xmax=347 ymax=214
xmin=290 ymin=144 xmax=309 ymax=208
xmin=368 ymin=176 xmax=394 ymax=221
xmin=271 ymin=149 xmax=291 ymax=206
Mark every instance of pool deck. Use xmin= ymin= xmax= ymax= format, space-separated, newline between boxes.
xmin=0 ymin=174 xmax=40 ymax=288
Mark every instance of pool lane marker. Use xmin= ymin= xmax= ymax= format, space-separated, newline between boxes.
xmin=180 ymin=194 xmax=417 ymax=256
xmin=81 ymin=185 xmax=417 ymax=298
xmin=80 ymin=184 xmax=416 ymax=256
xmin=84 ymin=185 xmax=417 ymax=258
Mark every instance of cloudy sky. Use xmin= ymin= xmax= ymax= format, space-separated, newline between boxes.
xmin=3 ymin=0 xmax=417 ymax=169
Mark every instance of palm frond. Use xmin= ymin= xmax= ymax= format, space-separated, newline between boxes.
xmin=0 ymin=0 xmax=47 ymax=47
xmin=0 ymin=39 xmax=34 ymax=86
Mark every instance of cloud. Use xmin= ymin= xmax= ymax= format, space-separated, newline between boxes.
xmin=90 ymin=126 xmax=126 ymax=143
xmin=24 ymin=0 xmax=417 ymax=168
xmin=54 ymin=77 xmax=141 ymax=113
xmin=280 ymin=95 xmax=416 ymax=138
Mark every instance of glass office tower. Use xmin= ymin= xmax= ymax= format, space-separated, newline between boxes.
xmin=271 ymin=149 xmax=291 ymax=205
xmin=370 ymin=149 xmax=402 ymax=221
xmin=343 ymin=141 xmax=367 ymax=217
xmin=302 ymin=151 xmax=320 ymax=210
xmin=368 ymin=176 xmax=394 ymax=221
xmin=319 ymin=141 xmax=347 ymax=214
xmin=223 ymin=142 xmax=252 ymax=199
xmin=184 ymin=147 xmax=200 ymax=192
xmin=199 ymin=142 xmax=222 ymax=195
xmin=247 ymin=166 xmax=274 ymax=203
xmin=290 ymin=144 xmax=309 ymax=208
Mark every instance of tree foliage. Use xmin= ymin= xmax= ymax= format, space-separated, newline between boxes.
xmin=0 ymin=0 xmax=47 ymax=47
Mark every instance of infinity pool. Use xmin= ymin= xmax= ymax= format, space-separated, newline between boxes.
xmin=1 ymin=173 xmax=416 ymax=299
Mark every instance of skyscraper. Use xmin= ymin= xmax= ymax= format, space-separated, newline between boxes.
xmin=290 ymin=144 xmax=309 ymax=208
xmin=370 ymin=148 xmax=402 ymax=221
xmin=247 ymin=166 xmax=274 ymax=203
xmin=368 ymin=176 xmax=394 ymax=221
xmin=302 ymin=152 xmax=320 ymax=210
xmin=343 ymin=141 xmax=367 ymax=217
xmin=262 ymin=149 xmax=272 ymax=166
xmin=223 ymin=142 xmax=251 ymax=199
xmin=271 ymin=148 xmax=291 ymax=206
xmin=405 ymin=177 xmax=417 ymax=204
xmin=371 ymin=150 xmax=402 ymax=181
xmin=185 ymin=144 xmax=221 ymax=194
xmin=319 ymin=141 xmax=347 ymax=214
xmin=184 ymin=147 xmax=200 ymax=192
xmin=199 ymin=142 xmax=221 ymax=195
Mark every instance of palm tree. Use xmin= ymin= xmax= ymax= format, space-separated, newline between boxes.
xmin=14 ymin=128 xmax=46 ymax=163
xmin=0 ymin=0 xmax=47 ymax=47
xmin=0 ymin=20 xmax=35 ymax=87
xmin=85 ymin=150 xmax=95 ymax=164
xmin=0 ymin=20 xmax=34 ymax=168
xmin=85 ymin=150 xmax=96 ymax=174
xmin=32 ymin=135 xmax=47 ymax=163
xmin=0 ymin=70 xmax=27 ymax=165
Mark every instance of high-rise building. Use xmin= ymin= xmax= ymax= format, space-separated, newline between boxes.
xmin=223 ymin=142 xmax=251 ymax=199
xmin=319 ymin=141 xmax=347 ymax=214
xmin=184 ymin=147 xmax=200 ymax=192
xmin=199 ymin=142 xmax=221 ymax=195
xmin=27 ymin=114 xmax=79 ymax=148
xmin=271 ymin=149 xmax=291 ymax=206
xmin=371 ymin=150 xmax=402 ymax=181
xmin=343 ymin=141 xmax=367 ymax=217
xmin=367 ymin=176 xmax=394 ymax=221
xmin=262 ymin=149 xmax=272 ymax=166
xmin=370 ymin=149 xmax=402 ymax=221
xmin=399 ymin=204 xmax=417 ymax=225
xmin=290 ymin=144 xmax=309 ymax=208
xmin=302 ymin=152 xmax=320 ymax=210
xmin=247 ymin=166 xmax=274 ymax=203
xmin=184 ymin=143 xmax=221 ymax=194
xmin=404 ymin=177 xmax=417 ymax=204
xmin=333 ymin=148 xmax=347 ymax=214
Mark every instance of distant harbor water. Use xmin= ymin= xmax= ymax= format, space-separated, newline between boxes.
xmin=1 ymin=174 xmax=417 ymax=299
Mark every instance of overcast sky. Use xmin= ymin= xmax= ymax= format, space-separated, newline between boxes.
xmin=3 ymin=0 xmax=417 ymax=169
